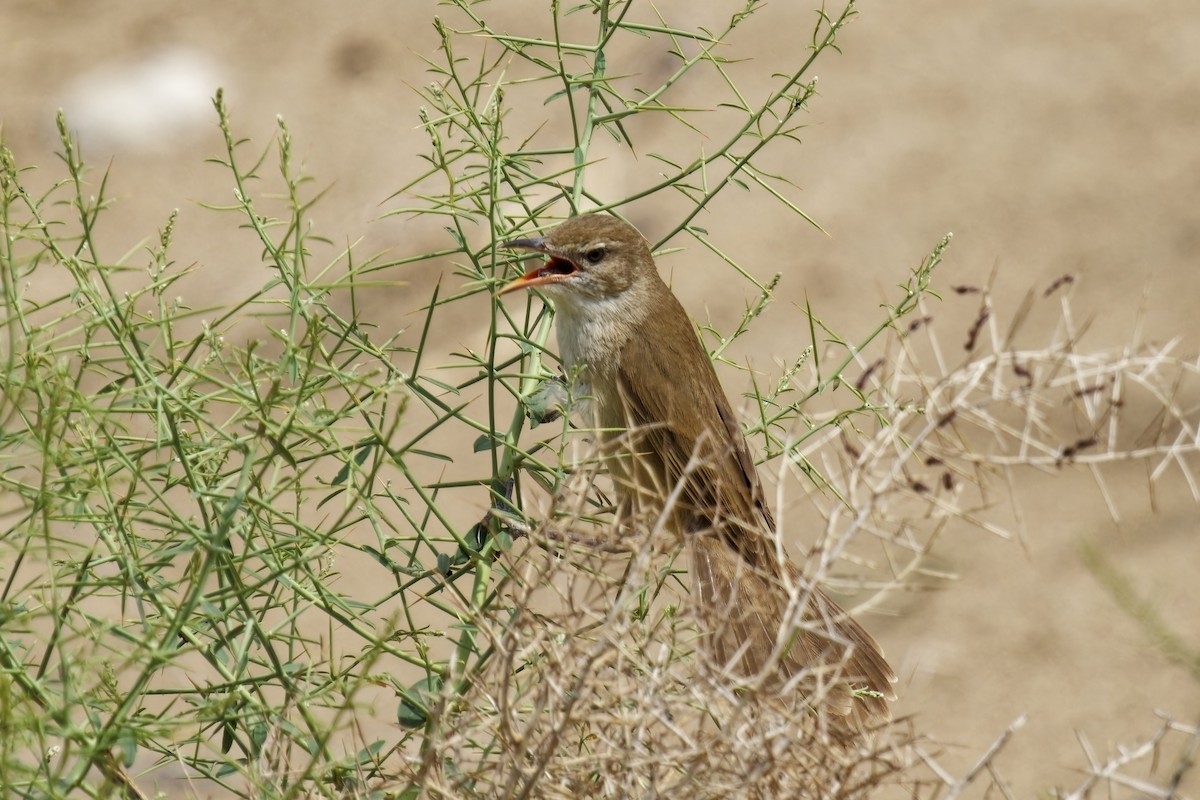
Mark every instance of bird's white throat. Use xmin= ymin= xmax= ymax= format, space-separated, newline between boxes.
xmin=550 ymin=289 xmax=642 ymax=378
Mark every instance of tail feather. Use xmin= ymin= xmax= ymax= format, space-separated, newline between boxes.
xmin=690 ymin=533 xmax=896 ymax=728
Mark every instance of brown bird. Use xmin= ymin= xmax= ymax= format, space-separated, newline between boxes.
xmin=498 ymin=213 xmax=896 ymax=726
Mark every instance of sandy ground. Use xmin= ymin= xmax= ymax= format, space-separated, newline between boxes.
xmin=3 ymin=0 xmax=1198 ymax=796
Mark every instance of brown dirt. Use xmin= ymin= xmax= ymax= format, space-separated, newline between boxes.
xmin=3 ymin=1 xmax=1198 ymax=796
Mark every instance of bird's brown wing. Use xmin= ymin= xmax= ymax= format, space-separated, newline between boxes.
xmin=612 ymin=306 xmax=775 ymax=551
xmin=613 ymin=304 xmax=896 ymax=726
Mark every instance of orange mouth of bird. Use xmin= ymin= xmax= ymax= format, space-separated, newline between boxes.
xmin=497 ymin=254 xmax=579 ymax=295
xmin=538 ymin=256 xmax=577 ymax=279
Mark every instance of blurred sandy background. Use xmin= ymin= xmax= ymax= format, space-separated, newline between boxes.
xmin=3 ymin=0 xmax=1198 ymax=795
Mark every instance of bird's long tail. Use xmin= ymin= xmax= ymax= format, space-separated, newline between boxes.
xmin=689 ymin=533 xmax=896 ymax=728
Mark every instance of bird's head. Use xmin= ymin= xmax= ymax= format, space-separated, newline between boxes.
xmin=497 ymin=214 xmax=655 ymax=308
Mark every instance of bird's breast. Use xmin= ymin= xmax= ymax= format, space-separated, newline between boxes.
xmin=553 ymin=293 xmax=637 ymax=423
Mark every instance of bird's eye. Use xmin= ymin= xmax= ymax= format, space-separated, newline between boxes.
xmin=584 ymin=247 xmax=606 ymax=264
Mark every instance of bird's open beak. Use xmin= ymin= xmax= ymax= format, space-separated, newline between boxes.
xmin=496 ymin=236 xmax=578 ymax=296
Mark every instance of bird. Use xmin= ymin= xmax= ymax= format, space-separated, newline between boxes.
xmin=497 ymin=213 xmax=896 ymax=726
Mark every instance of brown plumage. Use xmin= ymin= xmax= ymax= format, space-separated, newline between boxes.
xmin=499 ymin=213 xmax=896 ymax=726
